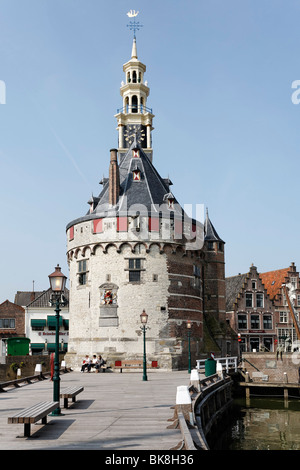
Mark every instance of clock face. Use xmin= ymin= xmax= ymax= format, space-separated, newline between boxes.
xmin=124 ymin=125 xmax=146 ymax=148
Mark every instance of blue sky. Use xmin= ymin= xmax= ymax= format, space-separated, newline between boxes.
xmin=1 ymin=0 xmax=300 ymax=301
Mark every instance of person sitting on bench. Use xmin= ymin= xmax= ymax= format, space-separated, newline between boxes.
xmin=95 ymin=355 xmax=106 ymax=371
xmin=81 ymin=355 xmax=92 ymax=372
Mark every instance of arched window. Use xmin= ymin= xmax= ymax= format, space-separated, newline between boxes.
xmin=132 ymin=95 xmax=138 ymax=113
xmin=140 ymin=97 xmax=144 ymax=113
xmin=132 ymin=71 xmax=137 ymax=83
xmin=125 ymin=96 xmax=129 ymax=113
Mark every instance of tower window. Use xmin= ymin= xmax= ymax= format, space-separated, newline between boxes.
xmin=128 ymin=258 xmax=142 ymax=282
xmin=132 ymin=95 xmax=138 ymax=113
xmin=132 ymin=71 xmax=137 ymax=83
xmin=78 ymin=259 xmax=88 ymax=286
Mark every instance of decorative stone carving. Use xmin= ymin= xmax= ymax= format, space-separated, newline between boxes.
xmin=99 ymin=283 xmax=119 ymax=327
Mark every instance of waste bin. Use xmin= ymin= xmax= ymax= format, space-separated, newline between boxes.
xmin=205 ymin=357 xmax=216 ymax=377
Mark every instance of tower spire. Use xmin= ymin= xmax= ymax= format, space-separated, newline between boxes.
xmin=131 ymin=37 xmax=138 ymax=59
xmin=115 ymin=12 xmax=154 ymax=161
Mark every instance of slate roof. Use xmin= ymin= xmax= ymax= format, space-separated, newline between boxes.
xmin=28 ymin=288 xmax=69 ymax=308
xmin=225 ymin=273 xmax=248 ymax=311
xmin=204 ymin=210 xmax=224 ymax=242
xmin=14 ymin=291 xmax=44 ymax=307
xmin=67 ymin=142 xmax=190 ymax=229
xmin=15 ymin=289 xmax=69 ymax=308
xmin=101 ymin=143 xmax=181 ymax=216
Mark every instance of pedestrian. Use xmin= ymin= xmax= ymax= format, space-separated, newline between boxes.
xmin=276 ymin=344 xmax=283 ymax=360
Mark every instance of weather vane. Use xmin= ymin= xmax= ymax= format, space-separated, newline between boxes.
xmin=126 ymin=10 xmax=143 ymax=39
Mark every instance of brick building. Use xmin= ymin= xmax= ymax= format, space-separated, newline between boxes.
xmin=260 ymin=262 xmax=300 ymax=351
xmin=226 ymin=263 xmax=300 ymax=353
xmin=0 ymin=300 xmax=26 ymax=356
xmin=65 ymin=37 xmax=236 ymax=370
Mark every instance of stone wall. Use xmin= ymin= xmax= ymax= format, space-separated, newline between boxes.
xmin=0 ymin=355 xmax=54 ymax=381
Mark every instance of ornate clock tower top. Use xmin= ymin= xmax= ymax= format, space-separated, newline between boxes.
xmin=114 ymin=28 xmax=155 ymax=161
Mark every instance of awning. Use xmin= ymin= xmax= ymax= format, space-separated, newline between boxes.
xmin=31 ymin=343 xmax=45 ymax=350
xmin=47 ymin=315 xmax=63 ymax=327
xmin=47 ymin=343 xmax=68 ymax=351
xmin=31 ymin=319 xmax=46 ymax=328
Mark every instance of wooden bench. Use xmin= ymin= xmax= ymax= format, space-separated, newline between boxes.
xmin=114 ymin=360 xmax=159 ymax=373
xmin=60 ymin=386 xmax=84 ymax=408
xmin=8 ymin=401 xmax=59 ymax=437
xmin=91 ymin=365 xmax=109 ymax=373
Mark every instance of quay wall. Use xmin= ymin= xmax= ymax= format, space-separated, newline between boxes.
xmin=0 ymin=355 xmax=63 ymax=382
xmin=242 ymin=352 xmax=299 ymax=383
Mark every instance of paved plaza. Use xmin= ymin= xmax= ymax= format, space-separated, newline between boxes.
xmin=0 ymin=370 xmax=191 ymax=450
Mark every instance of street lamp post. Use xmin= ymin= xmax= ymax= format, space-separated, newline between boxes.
xmin=48 ymin=264 xmax=68 ymax=416
xmin=187 ymin=320 xmax=192 ymax=373
xmin=140 ymin=310 xmax=148 ymax=381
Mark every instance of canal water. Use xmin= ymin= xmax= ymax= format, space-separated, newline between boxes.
xmin=211 ymin=396 xmax=300 ymax=450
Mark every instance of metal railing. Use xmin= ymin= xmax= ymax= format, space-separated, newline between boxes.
xmin=196 ymin=356 xmax=238 ymax=372
xmin=0 ymin=367 xmax=71 ymax=392
xmin=116 ymin=105 xmax=153 ymax=114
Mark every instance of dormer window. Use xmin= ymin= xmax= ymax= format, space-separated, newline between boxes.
xmin=164 ymin=192 xmax=175 ymax=210
xmin=132 ymin=149 xmax=140 ymax=158
xmin=133 ymin=169 xmax=141 ymax=181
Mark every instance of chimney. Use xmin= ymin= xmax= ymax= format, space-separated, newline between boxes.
xmin=109 ymin=148 xmax=120 ymax=206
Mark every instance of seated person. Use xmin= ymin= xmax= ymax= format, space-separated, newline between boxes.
xmin=91 ymin=354 xmax=98 ymax=369
xmin=81 ymin=355 xmax=92 ymax=372
xmin=95 ymin=355 xmax=106 ymax=371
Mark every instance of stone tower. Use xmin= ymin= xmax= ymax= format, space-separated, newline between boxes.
xmin=65 ymin=37 xmax=229 ymax=370
xmin=203 ymin=210 xmax=237 ymax=356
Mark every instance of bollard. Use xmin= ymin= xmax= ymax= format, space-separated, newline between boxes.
xmin=61 ymin=360 xmax=66 ymax=371
xmin=35 ymin=364 xmax=43 ymax=377
xmin=190 ymin=368 xmax=201 ymax=391
xmin=17 ymin=368 xmax=21 ymax=378
xmin=216 ymin=361 xmax=223 ymax=379
xmin=175 ymin=385 xmax=192 ymax=422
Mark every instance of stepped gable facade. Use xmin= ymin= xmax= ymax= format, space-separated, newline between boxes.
xmin=226 ymin=263 xmax=300 ymax=352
